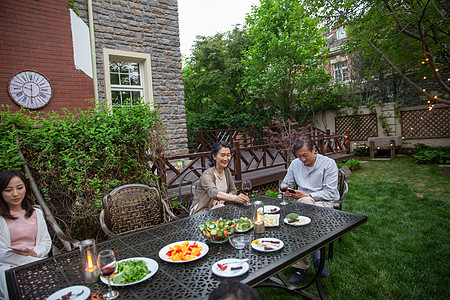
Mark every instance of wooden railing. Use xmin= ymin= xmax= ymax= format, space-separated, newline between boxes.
xmin=187 ymin=125 xmax=258 ymax=153
xmin=163 ymin=141 xmax=289 ymax=191
xmin=162 ymin=131 xmax=351 ymax=194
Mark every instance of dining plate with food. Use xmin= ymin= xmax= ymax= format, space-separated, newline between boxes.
xmin=46 ymin=285 xmax=90 ymax=300
xmin=211 ymin=258 xmax=250 ymax=277
xmin=261 ymin=205 xmax=280 ymax=214
xmin=251 ymin=238 xmax=284 ymax=252
xmin=100 ymin=257 xmax=158 ymax=287
xmin=284 ymin=213 xmax=311 ymax=226
xmin=159 ymin=241 xmax=208 ymax=263
xmin=233 ymin=216 xmax=253 ymax=233
xmin=263 ymin=214 xmax=280 ymax=227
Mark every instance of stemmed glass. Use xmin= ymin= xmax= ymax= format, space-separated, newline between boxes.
xmin=279 ymin=180 xmax=288 ymax=206
xmin=242 ymin=180 xmax=252 ymax=206
xmin=229 ymin=235 xmax=250 ymax=259
xmin=98 ymin=250 xmax=119 ymax=299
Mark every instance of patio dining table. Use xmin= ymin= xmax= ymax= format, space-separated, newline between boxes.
xmin=6 ymin=195 xmax=367 ymax=300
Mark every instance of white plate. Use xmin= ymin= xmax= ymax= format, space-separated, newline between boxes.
xmin=263 ymin=205 xmax=280 ymax=214
xmin=212 ymin=258 xmax=250 ymax=277
xmin=47 ymin=285 xmax=90 ymax=300
xmin=283 ymin=216 xmax=311 ymax=226
xmin=251 ymin=238 xmax=284 ymax=252
xmin=159 ymin=241 xmax=209 ymax=263
xmin=264 ymin=214 xmax=280 ymax=227
xmin=100 ymin=257 xmax=158 ymax=287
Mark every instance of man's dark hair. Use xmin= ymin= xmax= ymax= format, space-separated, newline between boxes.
xmin=293 ymin=136 xmax=315 ymax=153
xmin=208 ymin=279 xmax=261 ymax=300
xmin=208 ymin=141 xmax=232 ymax=167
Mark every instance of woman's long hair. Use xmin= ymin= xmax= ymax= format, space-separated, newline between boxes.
xmin=0 ymin=170 xmax=35 ymax=219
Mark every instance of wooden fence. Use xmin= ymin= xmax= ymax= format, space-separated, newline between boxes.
xmin=158 ymin=126 xmax=352 ymax=203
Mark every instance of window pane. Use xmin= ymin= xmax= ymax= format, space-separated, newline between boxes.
xmin=110 ymin=62 xmax=120 ymax=72
xmin=120 ymin=74 xmax=130 ymax=85
xmin=130 ymin=71 xmax=140 ymax=85
xmin=111 ymin=91 xmax=121 ymax=105
xmin=110 ymin=73 xmax=119 ymax=85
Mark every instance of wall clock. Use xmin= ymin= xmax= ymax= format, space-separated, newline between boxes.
xmin=8 ymin=70 xmax=53 ymax=109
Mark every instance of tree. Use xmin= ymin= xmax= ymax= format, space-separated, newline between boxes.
xmin=243 ymin=0 xmax=333 ymax=122
xmin=183 ymin=26 xmax=272 ymax=130
xmin=305 ymin=0 xmax=450 ymax=105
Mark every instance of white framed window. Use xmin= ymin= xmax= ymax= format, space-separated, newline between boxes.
xmin=103 ymin=49 xmax=154 ymax=108
xmin=337 ymin=27 xmax=346 ymax=40
xmin=333 ymin=61 xmax=349 ymax=83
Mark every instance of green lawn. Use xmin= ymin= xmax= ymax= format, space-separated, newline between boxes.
xmin=257 ymin=156 xmax=450 ymax=299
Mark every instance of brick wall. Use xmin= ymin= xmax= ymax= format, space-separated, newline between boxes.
xmin=0 ymin=0 xmax=95 ymax=112
xmin=75 ymin=0 xmax=188 ymax=156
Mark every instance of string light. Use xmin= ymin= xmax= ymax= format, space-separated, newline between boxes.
xmin=422 ymin=61 xmax=425 ymax=64
xmin=435 ymin=68 xmax=439 ymax=72
xmin=423 ymin=76 xmax=427 ymax=79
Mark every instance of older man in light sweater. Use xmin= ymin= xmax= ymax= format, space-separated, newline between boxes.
xmin=282 ymin=136 xmax=340 ymax=284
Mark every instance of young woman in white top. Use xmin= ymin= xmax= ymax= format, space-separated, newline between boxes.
xmin=0 ymin=170 xmax=52 ymax=299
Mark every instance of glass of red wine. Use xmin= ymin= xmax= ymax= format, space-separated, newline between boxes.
xmin=279 ymin=180 xmax=288 ymax=206
xmin=98 ymin=250 xmax=119 ymax=299
xmin=242 ymin=180 xmax=252 ymax=206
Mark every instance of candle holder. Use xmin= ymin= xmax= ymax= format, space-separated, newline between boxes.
xmin=252 ymin=200 xmax=265 ymax=234
xmin=80 ymin=239 xmax=99 ymax=283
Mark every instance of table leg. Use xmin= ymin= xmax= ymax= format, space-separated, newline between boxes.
xmin=258 ymin=247 xmax=328 ymax=300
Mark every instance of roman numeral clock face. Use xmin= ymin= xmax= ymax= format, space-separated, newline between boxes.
xmin=8 ymin=70 xmax=53 ymax=109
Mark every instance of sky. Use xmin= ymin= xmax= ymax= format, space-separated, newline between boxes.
xmin=177 ymin=0 xmax=260 ymax=58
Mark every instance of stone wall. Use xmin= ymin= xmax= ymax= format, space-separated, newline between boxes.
xmin=75 ymin=0 xmax=188 ymax=156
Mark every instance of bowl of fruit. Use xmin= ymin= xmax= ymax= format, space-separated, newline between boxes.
xmin=198 ymin=218 xmax=237 ymax=243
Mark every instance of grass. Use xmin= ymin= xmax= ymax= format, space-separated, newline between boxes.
xmin=256 ymin=156 xmax=450 ymax=299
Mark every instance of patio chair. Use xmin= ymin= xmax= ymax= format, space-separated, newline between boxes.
xmin=100 ymin=184 xmax=178 ymax=238
xmin=328 ymin=168 xmax=348 ymax=259
xmin=177 ymin=167 xmax=207 ymax=217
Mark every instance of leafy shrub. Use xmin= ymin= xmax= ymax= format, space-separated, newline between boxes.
xmin=0 ymin=103 xmax=166 ymax=240
xmin=352 ymin=143 xmax=370 ymax=156
xmin=338 ymin=158 xmax=362 ymax=171
xmin=413 ymin=142 xmax=432 ymax=153
xmin=265 ymin=190 xmax=279 ymax=197
xmin=413 ymin=150 xmax=450 ymax=164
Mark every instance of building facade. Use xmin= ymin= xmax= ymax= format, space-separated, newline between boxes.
xmin=0 ymin=0 xmax=188 ymax=156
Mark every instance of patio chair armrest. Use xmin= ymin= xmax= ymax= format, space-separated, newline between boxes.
xmin=99 ymin=209 xmax=119 ymax=238
xmin=162 ymin=200 xmax=180 ymax=220
xmin=45 ymin=216 xmax=80 ymax=248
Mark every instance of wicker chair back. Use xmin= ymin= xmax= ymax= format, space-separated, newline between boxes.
xmin=102 ymin=184 xmax=164 ymax=236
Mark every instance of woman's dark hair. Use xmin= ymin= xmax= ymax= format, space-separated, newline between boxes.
xmin=208 ymin=141 xmax=232 ymax=167
xmin=0 ymin=170 xmax=35 ymax=219
xmin=208 ymin=279 xmax=261 ymax=300
xmin=293 ymin=136 xmax=315 ymax=154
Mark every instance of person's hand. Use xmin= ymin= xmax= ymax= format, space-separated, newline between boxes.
xmin=213 ymin=200 xmax=225 ymax=207
xmin=12 ymin=248 xmax=37 ymax=257
xmin=234 ymin=193 xmax=250 ymax=204
xmin=285 ymin=189 xmax=310 ymax=200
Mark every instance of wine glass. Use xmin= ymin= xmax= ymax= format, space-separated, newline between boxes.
xmin=279 ymin=180 xmax=288 ymax=206
xmin=229 ymin=234 xmax=250 ymax=259
xmin=242 ymin=180 xmax=252 ymax=206
xmin=98 ymin=250 xmax=119 ymax=299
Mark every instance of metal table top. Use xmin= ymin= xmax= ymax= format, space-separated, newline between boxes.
xmin=6 ymin=196 xmax=367 ymax=299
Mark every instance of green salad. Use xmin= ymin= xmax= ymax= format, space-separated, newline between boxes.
xmin=233 ymin=217 xmax=253 ymax=231
xmin=111 ymin=260 xmax=150 ymax=284
xmin=286 ymin=213 xmax=299 ymax=221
